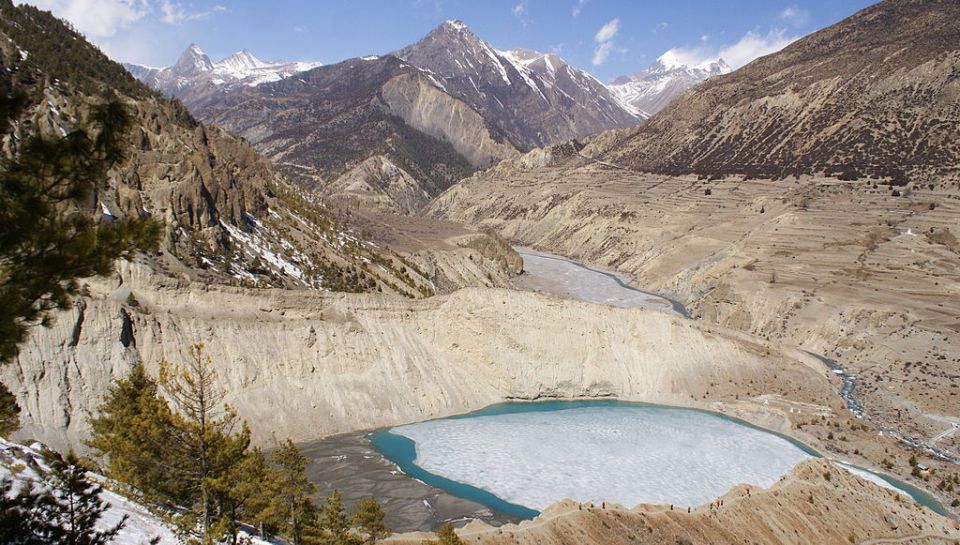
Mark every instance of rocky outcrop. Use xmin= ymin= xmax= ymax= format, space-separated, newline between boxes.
xmin=379 ymin=73 xmax=519 ymax=168
xmin=3 ymin=262 xmax=831 ymax=451
xmin=387 ymin=459 xmax=960 ymax=545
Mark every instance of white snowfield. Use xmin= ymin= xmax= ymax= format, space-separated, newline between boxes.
xmin=0 ymin=438 xmax=271 ymax=545
xmin=392 ymin=405 xmax=813 ymax=510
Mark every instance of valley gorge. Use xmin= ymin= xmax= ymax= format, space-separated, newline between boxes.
xmin=2 ymin=0 xmax=960 ymax=544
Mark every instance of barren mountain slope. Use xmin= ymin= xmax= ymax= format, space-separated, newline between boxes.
xmin=593 ymin=0 xmax=960 ymax=182
xmin=193 ymin=55 xmax=509 ymax=214
xmin=394 ymin=21 xmax=641 ymax=150
xmin=429 ymin=160 xmax=960 ymax=465
xmin=388 ymin=459 xmax=960 ymax=545
xmin=1 ymin=1 xmax=521 ymax=299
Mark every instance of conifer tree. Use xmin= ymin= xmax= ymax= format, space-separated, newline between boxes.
xmin=86 ymin=363 xmax=187 ymax=503
xmin=160 ymin=342 xmax=251 ymax=538
xmin=315 ymin=490 xmax=361 ymax=545
xmin=0 ymin=381 xmax=20 ymax=436
xmin=424 ymin=523 xmax=465 ymax=545
xmin=265 ymin=438 xmax=316 ymax=545
xmin=0 ymin=476 xmax=55 ymax=545
xmin=41 ymin=450 xmax=128 ymax=545
xmin=353 ymin=497 xmax=389 ymax=545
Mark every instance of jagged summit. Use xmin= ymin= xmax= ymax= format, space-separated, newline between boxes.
xmin=441 ymin=19 xmax=469 ymax=32
xmin=173 ymin=43 xmax=214 ymax=76
xmin=124 ymin=43 xmax=321 ymax=102
xmin=609 ymin=51 xmax=731 ymax=115
xmin=394 ymin=22 xmax=641 ymax=149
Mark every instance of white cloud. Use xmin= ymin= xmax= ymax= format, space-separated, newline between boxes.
xmin=159 ymin=1 xmax=226 ymax=25
xmin=665 ymin=28 xmax=798 ymax=69
xmin=592 ymin=41 xmax=614 ymax=65
xmin=592 ymin=17 xmax=623 ymax=66
xmin=571 ymin=0 xmax=587 ymax=17
xmin=22 ymin=0 xmax=148 ymax=37
xmin=779 ymin=5 xmax=809 ymax=26
xmin=594 ymin=17 xmax=619 ymax=43
xmin=511 ymin=0 xmax=531 ymax=27
xmin=653 ymin=21 xmax=668 ymax=34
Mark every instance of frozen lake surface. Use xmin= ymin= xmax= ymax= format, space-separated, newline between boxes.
xmin=379 ymin=402 xmax=813 ymax=512
xmin=512 ymin=248 xmax=689 ymax=317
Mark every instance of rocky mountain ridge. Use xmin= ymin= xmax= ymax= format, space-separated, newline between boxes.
xmin=592 ymin=0 xmax=960 ymax=182
xmin=123 ymin=44 xmax=321 ymax=110
xmin=393 ymin=20 xmax=642 ymax=149
xmin=610 ymin=51 xmax=731 ymax=116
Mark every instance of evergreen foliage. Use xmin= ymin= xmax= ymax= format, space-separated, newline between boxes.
xmin=87 ymin=353 xmax=392 ymax=545
xmin=158 ymin=342 xmax=251 ymax=540
xmin=0 ymin=450 xmax=133 ymax=545
xmin=316 ymin=490 xmax=362 ymax=545
xmin=0 ymin=84 xmax=161 ymax=363
xmin=425 ymin=523 xmax=466 ymax=545
xmin=85 ymin=363 xmax=188 ymax=504
xmin=352 ymin=497 xmax=389 ymax=545
xmin=41 ymin=450 xmax=128 ymax=545
xmin=262 ymin=438 xmax=317 ymax=545
xmin=0 ymin=381 xmax=20 ymax=436
xmin=0 ymin=0 xmax=154 ymax=99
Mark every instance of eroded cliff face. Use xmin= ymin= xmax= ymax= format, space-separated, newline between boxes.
xmin=379 ymin=73 xmax=519 ymax=169
xmin=3 ymin=263 xmax=830 ymax=451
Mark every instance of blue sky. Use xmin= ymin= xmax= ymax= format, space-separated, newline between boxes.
xmin=25 ymin=0 xmax=875 ymax=81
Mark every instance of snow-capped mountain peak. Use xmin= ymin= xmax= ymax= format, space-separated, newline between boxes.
xmin=442 ymin=19 xmax=469 ymax=32
xmin=125 ymin=44 xmax=322 ymax=95
xmin=218 ymin=50 xmax=269 ymax=74
xmin=654 ymin=50 xmax=684 ymax=71
xmin=609 ymin=51 xmax=732 ymax=116
xmin=173 ymin=43 xmax=214 ymax=76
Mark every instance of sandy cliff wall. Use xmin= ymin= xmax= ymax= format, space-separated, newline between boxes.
xmin=4 ymin=263 xmax=829 ymax=451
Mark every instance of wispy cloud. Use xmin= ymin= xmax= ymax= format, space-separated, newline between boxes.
xmin=778 ymin=5 xmax=809 ymax=27
xmin=22 ymin=0 xmax=149 ymax=37
xmin=594 ymin=17 xmax=619 ymax=42
xmin=592 ymin=18 xmax=624 ymax=65
xmin=653 ymin=21 xmax=668 ymax=34
xmin=665 ymin=28 xmax=798 ymax=69
xmin=571 ymin=0 xmax=587 ymax=17
xmin=512 ymin=0 xmax=531 ymax=27
xmin=159 ymin=1 xmax=227 ymax=25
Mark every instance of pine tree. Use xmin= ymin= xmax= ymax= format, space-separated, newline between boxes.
xmin=86 ymin=363 xmax=187 ymax=504
xmin=353 ymin=498 xmax=389 ymax=545
xmin=0 ymin=381 xmax=20 ymax=436
xmin=160 ymin=342 xmax=252 ymax=540
xmin=313 ymin=490 xmax=361 ymax=545
xmin=0 ymin=86 xmax=161 ymax=363
xmin=41 ymin=450 xmax=127 ymax=545
xmin=0 ymin=476 xmax=56 ymax=545
xmin=264 ymin=438 xmax=316 ymax=545
xmin=424 ymin=524 xmax=465 ymax=545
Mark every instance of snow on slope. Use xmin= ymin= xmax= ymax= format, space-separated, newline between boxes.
xmin=610 ymin=51 xmax=731 ymax=116
xmin=0 ymin=438 xmax=271 ymax=545
xmin=125 ymin=44 xmax=321 ymax=91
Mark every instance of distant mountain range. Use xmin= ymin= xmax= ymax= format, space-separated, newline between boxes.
xmin=123 ymin=45 xmax=321 ymax=110
xmin=610 ymin=51 xmax=731 ymax=117
xmin=122 ymin=20 xmax=739 ymax=213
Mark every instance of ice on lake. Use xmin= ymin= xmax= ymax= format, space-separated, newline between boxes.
xmin=391 ymin=405 xmax=813 ymax=510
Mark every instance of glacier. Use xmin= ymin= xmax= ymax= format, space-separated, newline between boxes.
xmin=391 ymin=404 xmax=813 ymax=510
